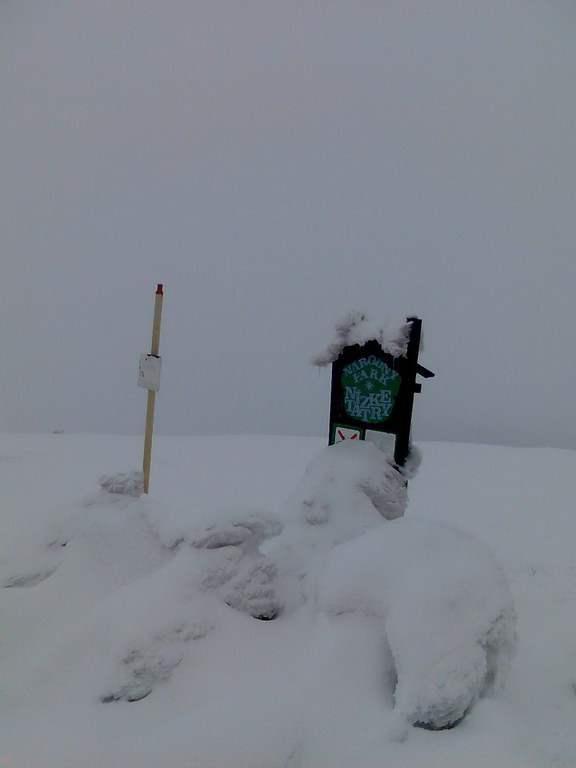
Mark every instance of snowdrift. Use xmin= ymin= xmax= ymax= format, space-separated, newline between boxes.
xmin=0 ymin=434 xmax=575 ymax=768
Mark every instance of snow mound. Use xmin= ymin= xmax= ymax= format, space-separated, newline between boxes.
xmin=288 ymin=439 xmax=409 ymax=533
xmin=264 ymin=439 xmax=516 ymax=731
xmin=98 ymin=470 xmax=144 ymax=497
xmin=263 ymin=440 xmax=414 ymax=612
xmin=319 ymin=517 xmax=517 ymax=732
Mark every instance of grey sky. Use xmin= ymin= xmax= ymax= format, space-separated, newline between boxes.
xmin=2 ymin=0 xmax=575 ymax=448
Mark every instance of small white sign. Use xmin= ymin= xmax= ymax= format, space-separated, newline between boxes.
xmin=334 ymin=426 xmax=361 ymax=442
xmin=365 ymin=430 xmax=395 ymax=457
xmin=138 ymin=354 xmax=162 ymax=391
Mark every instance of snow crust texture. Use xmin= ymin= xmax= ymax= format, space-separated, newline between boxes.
xmin=0 ymin=434 xmax=551 ymax=768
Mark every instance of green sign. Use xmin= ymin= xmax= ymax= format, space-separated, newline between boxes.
xmin=341 ymin=355 xmax=401 ymax=424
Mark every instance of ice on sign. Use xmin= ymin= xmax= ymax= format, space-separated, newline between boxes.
xmin=138 ymin=353 xmax=162 ymax=392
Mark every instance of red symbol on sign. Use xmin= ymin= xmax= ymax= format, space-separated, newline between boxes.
xmin=337 ymin=429 xmax=358 ymax=440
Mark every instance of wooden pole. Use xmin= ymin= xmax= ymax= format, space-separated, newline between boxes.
xmin=143 ymin=284 xmax=164 ymax=493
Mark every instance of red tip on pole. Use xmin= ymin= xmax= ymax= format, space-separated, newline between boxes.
xmin=156 ymin=284 xmax=164 ymax=295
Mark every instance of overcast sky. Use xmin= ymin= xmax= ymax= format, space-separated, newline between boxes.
xmin=1 ymin=0 xmax=575 ymax=448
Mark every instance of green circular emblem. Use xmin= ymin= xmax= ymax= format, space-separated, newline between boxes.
xmin=341 ymin=355 xmax=401 ymax=424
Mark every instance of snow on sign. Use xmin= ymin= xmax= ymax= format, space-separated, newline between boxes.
xmin=333 ymin=426 xmax=362 ymax=442
xmin=138 ymin=353 xmax=162 ymax=392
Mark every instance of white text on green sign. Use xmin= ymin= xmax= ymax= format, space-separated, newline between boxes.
xmin=341 ymin=356 xmax=401 ymax=423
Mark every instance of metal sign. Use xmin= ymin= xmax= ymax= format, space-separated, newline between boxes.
xmin=328 ymin=317 xmax=434 ymax=466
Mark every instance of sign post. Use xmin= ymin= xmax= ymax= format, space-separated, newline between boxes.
xmin=139 ymin=284 xmax=164 ymax=494
xmin=328 ymin=317 xmax=434 ymax=466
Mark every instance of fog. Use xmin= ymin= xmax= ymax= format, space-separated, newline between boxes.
xmin=2 ymin=0 xmax=575 ymax=448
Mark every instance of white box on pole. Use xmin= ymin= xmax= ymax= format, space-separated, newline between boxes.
xmin=138 ymin=353 xmax=162 ymax=391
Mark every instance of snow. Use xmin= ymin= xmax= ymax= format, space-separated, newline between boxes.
xmin=1 ymin=433 xmax=575 ymax=767
xmin=312 ymin=311 xmax=413 ymax=366
xmin=318 ymin=519 xmax=515 ymax=734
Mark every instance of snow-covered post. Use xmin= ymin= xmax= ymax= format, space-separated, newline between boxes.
xmin=139 ymin=284 xmax=164 ymax=494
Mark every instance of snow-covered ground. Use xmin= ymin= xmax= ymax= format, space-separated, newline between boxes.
xmin=1 ymin=433 xmax=575 ymax=768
